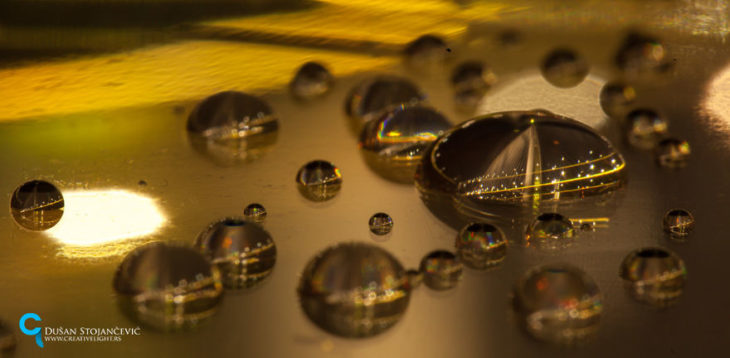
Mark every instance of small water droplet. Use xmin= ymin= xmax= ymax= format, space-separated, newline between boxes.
xmin=406 ymin=269 xmax=423 ymax=289
xmin=0 ymin=319 xmax=16 ymax=352
xmin=368 ymin=212 xmax=393 ymax=236
xmin=360 ymin=106 xmax=451 ymax=183
xmin=599 ymin=82 xmax=636 ymax=118
xmin=10 ymin=180 xmax=64 ymax=231
xmin=655 ymin=138 xmax=690 ymax=168
xmin=187 ymin=91 xmax=278 ymax=166
xmin=298 ymin=242 xmax=410 ymax=338
xmin=137 ymin=180 xmax=148 ymax=186
xmin=290 ymin=61 xmax=333 ymax=100
xmin=419 ymin=250 xmax=462 ymax=290
xmin=403 ymin=34 xmax=450 ymax=69
xmin=243 ymin=203 xmax=267 ymax=224
xmin=525 ymin=213 xmax=575 ymax=250
xmin=663 ymin=209 xmax=694 ymax=239
xmin=113 ymin=243 xmax=223 ymax=331
xmin=615 ymin=32 xmax=667 ymax=78
xmin=346 ymin=76 xmax=425 ymax=131
xmin=497 ymin=28 xmax=523 ymax=47
xmin=455 ymin=223 xmax=507 ymax=269
xmin=451 ymin=61 xmax=497 ymax=111
xmin=512 ymin=263 xmax=602 ymax=345
xmin=540 ymin=49 xmax=589 ymax=88
xmin=619 ymin=247 xmax=687 ymax=307
xmin=626 ymin=109 xmax=668 ymax=149
xmin=296 ymin=160 xmax=343 ymax=201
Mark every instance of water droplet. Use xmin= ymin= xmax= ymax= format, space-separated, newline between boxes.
xmin=298 ymin=242 xmax=410 ymax=338
xmin=243 ymin=203 xmax=267 ymax=224
xmin=599 ymin=82 xmax=637 ymax=118
xmin=113 ymin=243 xmax=223 ymax=331
xmin=663 ymin=208 xmax=695 ymax=238
xmin=419 ymin=250 xmax=462 ymax=290
xmin=10 ymin=180 xmax=64 ymax=231
xmin=655 ymin=138 xmax=690 ymax=168
xmin=406 ymin=269 xmax=423 ymax=289
xmin=416 ymin=110 xmax=626 ymax=227
xmin=615 ymin=32 xmax=667 ymax=77
xmin=368 ymin=212 xmax=393 ymax=236
xmin=0 ymin=319 xmax=16 ymax=352
xmin=345 ymin=76 xmax=425 ymax=131
xmin=619 ymin=247 xmax=687 ymax=307
xmin=403 ymin=34 xmax=450 ymax=69
xmin=451 ymin=61 xmax=497 ymax=111
xmin=455 ymin=223 xmax=507 ymax=269
xmin=296 ymin=160 xmax=343 ymax=201
xmin=187 ymin=91 xmax=278 ymax=166
xmin=540 ymin=49 xmax=589 ymax=88
xmin=195 ymin=218 xmax=276 ymax=289
xmin=360 ymin=106 xmax=451 ymax=183
xmin=626 ymin=109 xmax=668 ymax=149
xmin=525 ymin=213 xmax=576 ymax=250
xmin=290 ymin=61 xmax=333 ymax=100
xmin=497 ymin=28 xmax=523 ymax=47
xmin=512 ymin=263 xmax=602 ymax=345
xmin=138 ymin=180 xmax=148 ymax=186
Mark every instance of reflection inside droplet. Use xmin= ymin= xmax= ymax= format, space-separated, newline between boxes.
xmin=113 ymin=243 xmax=223 ymax=331
xmin=655 ymin=138 xmax=690 ymax=168
xmin=626 ymin=109 xmax=668 ymax=150
xmin=512 ymin=263 xmax=602 ymax=345
xmin=455 ymin=223 xmax=507 ymax=269
xmin=296 ymin=160 xmax=343 ymax=202
xmin=615 ymin=32 xmax=668 ymax=78
xmin=290 ymin=61 xmax=334 ymax=100
xmin=403 ymin=34 xmax=450 ymax=69
xmin=195 ymin=218 xmax=276 ymax=289
xmin=298 ymin=242 xmax=410 ymax=338
xmin=619 ymin=247 xmax=687 ymax=307
xmin=368 ymin=212 xmax=393 ymax=236
xmin=419 ymin=250 xmax=462 ymax=290
xmin=451 ymin=61 xmax=496 ymax=112
xmin=663 ymin=208 xmax=695 ymax=239
xmin=540 ymin=49 xmax=589 ymax=88
xmin=345 ymin=76 xmax=425 ymax=132
xmin=243 ymin=203 xmax=267 ymax=224
xmin=525 ymin=213 xmax=576 ymax=250
xmin=599 ymin=82 xmax=637 ymax=119
xmin=10 ymin=180 xmax=64 ymax=231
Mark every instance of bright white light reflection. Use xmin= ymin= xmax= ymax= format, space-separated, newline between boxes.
xmin=703 ymin=63 xmax=730 ymax=136
xmin=46 ymin=190 xmax=166 ymax=246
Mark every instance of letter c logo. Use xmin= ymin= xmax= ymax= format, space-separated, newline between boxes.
xmin=19 ymin=313 xmax=43 ymax=348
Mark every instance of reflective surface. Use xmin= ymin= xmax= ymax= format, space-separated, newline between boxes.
xmin=619 ymin=247 xmax=687 ymax=307
xmin=295 ymin=160 xmax=343 ymax=201
xmin=455 ymin=222 xmax=507 ymax=269
xmin=525 ymin=213 xmax=576 ymax=250
xmin=451 ymin=61 xmax=496 ymax=111
xmin=540 ymin=49 xmax=589 ymax=88
xmin=10 ymin=180 xmax=64 ymax=231
xmin=243 ymin=203 xmax=268 ymax=224
xmin=419 ymin=250 xmax=462 ymax=290
xmin=662 ymin=208 xmax=695 ymax=239
xmin=655 ymin=138 xmax=691 ymax=168
xmin=290 ymin=61 xmax=334 ymax=100
xmin=599 ymin=82 xmax=637 ymax=119
xmin=345 ymin=76 xmax=425 ymax=131
xmin=625 ymin=109 xmax=668 ymax=150
xmin=368 ymin=212 xmax=393 ymax=236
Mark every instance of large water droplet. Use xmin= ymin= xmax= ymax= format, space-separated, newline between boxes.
xmin=369 ymin=212 xmax=393 ymax=236
xmin=416 ymin=110 xmax=627 ymax=228
xmin=113 ymin=243 xmax=223 ymax=331
xmin=243 ymin=203 xmax=267 ymax=224
xmin=296 ymin=160 xmax=343 ymax=201
xmin=619 ymin=247 xmax=687 ymax=307
xmin=663 ymin=208 xmax=695 ymax=239
xmin=360 ymin=106 xmax=451 ymax=183
xmin=655 ymin=138 xmax=690 ymax=168
xmin=626 ymin=109 xmax=668 ymax=150
xmin=290 ymin=61 xmax=333 ymax=100
xmin=187 ymin=91 xmax=278 ymax=166
xmin=419 ymin=250 xmax=462 ymax=290
xmin=540 ymin=49 xmax=589 ymax=88
xmin=403 ymin=34 xmax=450 ymax=69
xmin=512 ymin=263 xmax=602 ymax=345
xmin=525 ymin=213 xmax=576 ymax=250
xmin=195 ymin=218 xmax=276 ymax=289
xmin=298 ymin=242 xmax=410 ymax=338
xmin=451 ymin=61 xmax=497 ymax=111
xmin=455 ymin=223 xmax=507 ymax=269
xmin=10 ymin=180 xmax=64 ymax=231
xmin=599 ymin=82 xmax=637 ymax=118
xmin=345 ymin=76 xmax=425 ymax=131
xmin=615 ymin=32 xmax=667 ymax=78
xmin=0 ymin=319 xmax=16 ymax=352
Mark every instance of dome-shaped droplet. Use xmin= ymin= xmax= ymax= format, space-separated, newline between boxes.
xmin=345 ymin=76 xmax=425 ymax=131
xmin=525 ymin=213 xmax=576 ymax=250
xmin=195 ymin=217 xmax=276 ymax=289
xmin=187 ymin=91 xmax=278 ymax=166
xmin=599 ymin=82 xmax=637 ymax=118
xmin=655 ymin=138 xmax=690 ymax=168
xmin=403 ymin=34 xmax=450 ymax=69
xmin=455 ymin=223 xmax=507 ymax=269
xmin=113 ymin=243 xmax=223 ymax=331
xmin=359 ymin=106 xmax=451 ymax=183
xmin=615 ymin=32 xmax=667 ymax=77
xmin=451 ymin=61 xmax=497 ymax=111
xmin=415 ymin=110 xmax=627 ymax=228
xmin=243 ymin=203 xmax=267 ymax=224
xmin=419 ymin=250 xmax=462 ymax=290
xmin=298 ymin=242 xmax=410 ymax=338
xmin=368 ymin=212 xmax=393 ymax=236
xmin=626 ymin=109 xmax=667 ymax=149
xmin=619 ymin=247 xmax=687 ymax=307
xmin=540 ymin=49 xmax=589 ymax=88
xmin=295 ymin=160 xmax=343 ymax=201
xmin=663 ymin=208 xmax=695 ymax=238
xmin=512 ymin=263 xmax=602 ymax=345
xmin=0 ymin=319 xmax=16 ymax=352
xmin=10 ymin=180 xmax=64 ymax=231
xmin=290 ymin=61 xmax=333 ymax=100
